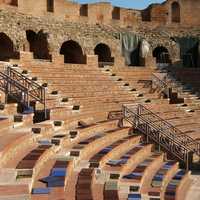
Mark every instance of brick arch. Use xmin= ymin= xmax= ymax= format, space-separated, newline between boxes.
xmin=93 ymin=39 xmax=120 ymax=56
xmin=0 ymin=32 xmax=19 ymax=61
xmin=150 ymin=39 xmax=180 ymax=63
xmin=26 ymin=29 xmax=51 ymax=60
xmin=60 ymin=40 xmax=86 ymax=64
xmin=94 ymin=43 xmax=113 ymax=62
xmin=152 ymin=46 xmax=171 ymax=64
xmin=57 ymin=36 xmax=86 ymax=54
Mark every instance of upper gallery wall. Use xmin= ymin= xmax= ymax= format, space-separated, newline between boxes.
xmin=0 ymin=0 xmax=199 ymax=29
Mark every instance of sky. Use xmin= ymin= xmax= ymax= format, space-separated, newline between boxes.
xmin=73 ymin=0 xmax=165 ymax=9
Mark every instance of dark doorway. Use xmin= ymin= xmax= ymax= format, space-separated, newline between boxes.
xmin=47 ymin=0 xmax=54 ymax=12
xmin=60 ymin=40 xmax=86 ymax=64
xmin=130 ymin=45 xmax=141 ymax=66
xmin=80 ymin=4 xmax=88 ymax=17
xmin=183 ymin=42 xmax=199 ymax=68
xmin=26 ymin=30 xmax=51 ymax=60
xmin=0 ymin=33 xmax=19 ymax=61
xmin=153 ymin=46 xmax=171 ymax=64
xmin=94 ymin=43 xmax=114 ymax=66
xmin=112 ymin=7 xmax=120 ymax=20
xmin=171 ymin=2 xmax=180 ymax=23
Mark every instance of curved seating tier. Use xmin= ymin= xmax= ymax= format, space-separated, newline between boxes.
xmin=0 ymin=60 xmax=194 ymax=200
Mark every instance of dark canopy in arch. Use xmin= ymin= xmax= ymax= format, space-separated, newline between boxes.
xmin=0 ymin=32 xmax=19 ymax=61
xmin=153 ymin=46 xmax=171 ymax=64
xmin=26 ymin=30 xmax=51 ymax=60
xmin=94 ymin=43 xmax=114 ymax=64
xmin=171 ymin=2 xmax=180 ymax=23
xmin=60 ymin=40 xmax=86 ymax=64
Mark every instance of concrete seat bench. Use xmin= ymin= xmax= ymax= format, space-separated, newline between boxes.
xmin=70 ymin=127 xmax=130 ymax=162
xmin=76 ymin=168 xmax=94 ymax=200
xmin=0 ymin=185 xmax=29 ymax=200
xmin=122 ymin=153 xmax=163 ymax=183
xmin=32 ymin=159 xmax=70 ymax=197
xmin=147 ymin=161 xmax=179 ymax=199
xmin=89 ymin=135 xmax=139 ymax=168
xmin=103 ymin=144 xmax=153 ymax=174
xmin=164 ymin=170 xmax=191 ymax=200
xmin=0 ymin=130 xmax=37 ymax=168
xmin=16 ymin=145 xmax=52 ymax=178
xmin=104 ymin=181 xmax=119 ymax=200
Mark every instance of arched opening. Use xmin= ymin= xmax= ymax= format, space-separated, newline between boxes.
xmin=26 ymin=30 xmax=51 ymax=60
xmin=173 ymin=37 xmax=200 ymax=68
xmin=153 ymin=46 xmax=171 ymax=67
xmin=60 ymin=40 xmax=86 ymax=64
xmin=183 ymin=42 xmax=199 ymax=68
xmin=171 ymin=2 xmax=180 ymax=23
xmin=112 ymin=7 xmax=120 ymax=20
xmin=80 ymin=4 xmax=88 ymax=17
xmin=94 ymin=43 xmax=114 ymax=67
xmin=0 ymin=33 xmax=19 ymax=61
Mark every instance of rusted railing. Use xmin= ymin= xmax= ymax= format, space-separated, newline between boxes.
xmin=152 ymin=73 xmax=171 ymax=97
xmin=122 ymin=104 xmax=200 ymax=168
xmin=0 ymin=66 xmax=46 ymax=117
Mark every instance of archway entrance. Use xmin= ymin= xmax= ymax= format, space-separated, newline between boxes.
xmin=130 ymin=45 xmax=141 ymax=66
xmin=94 ymin=43 xmax=114 ymax=67
xmin=26 ymin=30 xmax=51 ymax=60
xmin=0 ymin=33 xmax=18 ymax=61
xmin=60 ymin=40 xmax=86 ymax=64
xmin=171 ymin=2 xmax=180 ymax=23
xmin=153 ymin=46 xmax=171 ymax=67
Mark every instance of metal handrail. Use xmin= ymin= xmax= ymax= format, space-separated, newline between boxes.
xmin=6 ymin=67 xmax=46 ymax=104
xmin=0 ymin=66 xmax=47 ymax=118
xmin=122 ymin=104 xmax=200 ymax=162
xmin=152 ymin=73 xmax=168 ymax=91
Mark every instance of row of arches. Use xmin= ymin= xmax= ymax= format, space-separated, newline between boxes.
xmin=60 ymin=42 xmax=113 ymax=64
xmin=1 ymin=31 xmax=197 ymax=68
xmin=0 ymin=32 xmax=174 ymax=67
xmin=0 ymin=31 xmax=113 ymax=64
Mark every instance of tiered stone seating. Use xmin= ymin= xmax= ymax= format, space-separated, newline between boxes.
xmin=31 ymin=159 xmax=72 ymax=200
xmin=164 ymin=170 xmax=191 ymax=200
xmin=0 ymin=58 xmax=194 ymax=200
xmin=147 ymin=161 xmax=179 ymax=199
xmin=76 ymin=168 xmax=94 ymax=200
xmin=16 ymin=62 xmax=136 ymax=122
xmin=109 ymin=66 xmax=200 ymax=143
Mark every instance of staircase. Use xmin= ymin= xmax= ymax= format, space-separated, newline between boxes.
xmin=152 ymin=72 xmax=184 ymax=104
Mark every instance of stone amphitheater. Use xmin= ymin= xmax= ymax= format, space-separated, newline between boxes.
xmin=0 ymin=0 xmax=200 ymax=200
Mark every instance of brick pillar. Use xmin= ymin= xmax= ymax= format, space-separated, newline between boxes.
xmin=87 ymin=55 xmax=98 ymax=68
xmin=114 ymin=55 xmax=125 ymax=67
xmin=19 ymin=51 xmax=33 ymax=62
xmin=145 ymin=55 xmax=157 ymax=69
xmin=51 ymin=53 xmax=64 ymax=65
